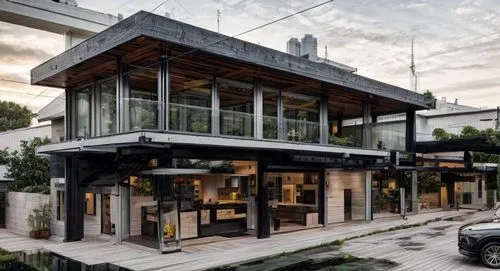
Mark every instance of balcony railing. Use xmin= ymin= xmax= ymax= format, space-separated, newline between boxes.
xmin=372 ymin=123 xmax=406 ymax=151
xmin=113 ymin=102 xmax=405 ymax=150
xmin=170 ymin=103 xmax=211 ymax=134
xmin=263 ymin=115 xmax=278 ymax=140
xmin=285 ymin=118 xmax=320 ymax=143
xmin=220 ymin=109 xmax=254 ymax=137
xmin=124 ymin=98 xmax=161 ymax=131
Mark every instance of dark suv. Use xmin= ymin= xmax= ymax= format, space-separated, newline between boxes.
xmin=459 ymin=208 xmax=500 ymax=268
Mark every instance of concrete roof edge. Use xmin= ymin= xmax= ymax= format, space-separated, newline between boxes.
xmin=31 ymin=10 xmax=428 ymax=109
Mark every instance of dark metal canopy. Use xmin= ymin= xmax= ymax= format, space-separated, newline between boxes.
xmin=417 ymin=137 xmax=500 ymax=154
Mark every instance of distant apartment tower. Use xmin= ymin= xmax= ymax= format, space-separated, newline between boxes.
xmin=301 ymin=34 xmax=318 ymax=59
xmin=286 ymin=38 xmax=301 ymax=56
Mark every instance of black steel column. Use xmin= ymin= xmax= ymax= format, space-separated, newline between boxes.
xmin=406 ymin=110 xmax=416 ymax=153
xmin=64 ymin=157 xmax=84 ymax=242
xmin=318 ymin=169 xmax=326 ymax=225
xmin=257 ymin=160 xmax=270 ymax=239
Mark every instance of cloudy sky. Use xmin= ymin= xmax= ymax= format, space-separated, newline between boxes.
xmin=0 ymin=0 xmax=499 ymax=112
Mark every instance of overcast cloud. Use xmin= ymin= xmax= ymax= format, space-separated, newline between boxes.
xmin=0 ymin=0 xmax=499 ymax=112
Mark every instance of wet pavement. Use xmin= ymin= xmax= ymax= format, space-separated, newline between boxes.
xmin=340 ymin=211 xmax=495 ymax=271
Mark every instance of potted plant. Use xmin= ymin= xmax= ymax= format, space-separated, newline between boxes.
xmin=27 ymin=202 xmax=51 ymax=239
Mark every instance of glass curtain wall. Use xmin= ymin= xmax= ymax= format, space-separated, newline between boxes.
xmin=99 ymin=78 xmax=117 ymax=136
xmin=126 ymin=66 xmax=159 ymax=131
xmin=75 ymin=88 xmax=91 ymax=139
xmin=127 ymin=176 xmax=159 ymax=249
xmin=219 ymin=80 xmax=254 ymax=137
xmin=372 ymin=171 xmax=399 ymax=215
xmin=373 ymin=114 xmax=406 ymax=151
xmin=338 ymin=118 xmax=363 ymax=147
xmin=282 ymin=93 xmax=320 ymax=143
xmin=263 ymin=88 xmax=279 ymax=139
xmin=169 ymin=67 xmax=212 ymax=134
xmin=266 ymin=172 xmax=320 ymax=233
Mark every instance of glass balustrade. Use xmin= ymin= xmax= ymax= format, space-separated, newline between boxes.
xmin=263 ymin=115 xmax=278 ymax=140
xmin=124 ymin=98 xmax=160 ymax=131
xmin=169 ymin=103 xmax=212 ymax=134
xmin=116 ymin=101 xmax=404 ymax=150
xmin=372 ymin=122 xmax=406 ymax=151
xmin=284 ymin=118 xmax=320 ymax=143
xmin=220 ymin=109 xmax=254 ymax=137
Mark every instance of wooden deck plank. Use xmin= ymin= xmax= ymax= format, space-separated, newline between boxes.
xmin=0 ymin=210 xmax=487 ymax=271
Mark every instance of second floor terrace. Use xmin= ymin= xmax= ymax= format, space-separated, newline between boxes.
xmin=32 ymin=11 xmax=429 ymax=156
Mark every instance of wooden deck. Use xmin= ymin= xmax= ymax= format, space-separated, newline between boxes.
xmin=0 ymin=230 xmax=52 ymax=253
xmin=0 ymin=210 xmax=482 ymax=271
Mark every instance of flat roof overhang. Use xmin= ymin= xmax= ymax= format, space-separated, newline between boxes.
xmin=31 ymin=11 xmax=429 ymax=118
xmin=36 ymin=131 xmax=389 ymax=159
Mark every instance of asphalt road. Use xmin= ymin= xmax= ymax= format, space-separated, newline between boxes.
xmin=340 ymin=210 xmax=496 ymax=271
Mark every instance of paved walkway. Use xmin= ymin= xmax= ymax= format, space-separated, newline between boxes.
xmin=0 ymin=210 xmax=483 ymax=271
xmin=340 ymin=211 xmax=495 ymax=271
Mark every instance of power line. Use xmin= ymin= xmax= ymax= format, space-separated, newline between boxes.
xmin=125 ymin=0 xmax=335 ymax=76
xmin=0 ymin=89 xmax=60 ymax=99
xmin=0 ymin=78 xmax=30 ymax=85
xmin=172 ymin=0 xmax=202 ymax=25
xmin=169 ymin=0 xmax=334 ymax=63
xmin=151 ymin=0 xmax=169 ymax=13
xmin=25 ymin=88 xmax=50 ymax=105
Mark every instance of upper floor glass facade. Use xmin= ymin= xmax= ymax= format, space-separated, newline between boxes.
xmin=67 ymin=59 xmax=408 ymax=151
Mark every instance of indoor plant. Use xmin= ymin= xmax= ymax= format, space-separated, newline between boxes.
xmin=27 ymin=202 xmax=51 ymax=239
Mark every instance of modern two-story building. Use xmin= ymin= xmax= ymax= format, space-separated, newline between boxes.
xmin=33 ymin=11 xmax=429 ymax=252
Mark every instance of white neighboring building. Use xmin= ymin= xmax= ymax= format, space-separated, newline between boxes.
xmin=375 ymin=97 xmax=498 ymax=142
xmin=0 ymin=125 xmax=51 ymax=152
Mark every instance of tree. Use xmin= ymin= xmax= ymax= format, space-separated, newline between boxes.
xmin=460 ymin=125 xmax=480 ymax=138
xmin=423 ymin=90 xmax=437 ymax=109
xmin=0 ymin=101 xmax=35 ymax=132
xmin=417 ymin=172 xmax=441 ymax=195
xmin=432 ymin=128 xmax=449 ymax=140
xmin=7 ymin=137 xmax=51 ymax=194
xmin=481 ymin=128 xmax=496 ymax=138
xmin=0 ymin=148 xmax=9 ymax=165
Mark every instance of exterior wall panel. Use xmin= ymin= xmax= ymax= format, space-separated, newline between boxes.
xmin=327 ymin=170 xmax=366 ymax=224
xmin=6 ymin=191 xmax=50 ymax=236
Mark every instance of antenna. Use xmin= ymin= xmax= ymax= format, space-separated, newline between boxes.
xmin=324 ymin=45 xmax=328 ymax=60
xmin=216 ymin=0 xmax=221 ymax=33
xmin=410 ymin=36 xmax=418 ymax=92
xmin=217 ymin=9 xmax=220 ymax=33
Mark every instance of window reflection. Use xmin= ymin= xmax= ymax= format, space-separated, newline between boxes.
xmin=170 ymin=67 xmax=212 ymax=133
xmin=100 ymin=78 xmax=116 ymax=135
xmin=75 ymin=88 xmax=90 ymax=139
xmin=127 ymin=67 xmax=158 ymax=131
xmin=282 ymin=92 xmax=319 ymax=143
xmin=219 ymin=81 xmax=254 ymax=137
xmin=263 ymin=88 xmax=279 ymax=139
